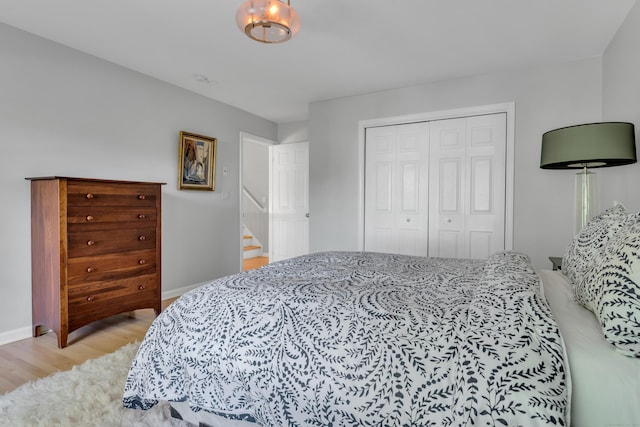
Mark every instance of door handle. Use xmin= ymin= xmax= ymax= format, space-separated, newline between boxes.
xmin=305 ymin=213 xmax=309 ymax=218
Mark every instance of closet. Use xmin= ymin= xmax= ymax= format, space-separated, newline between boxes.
xmin=364 ymin=113 xmax=507 ymax=259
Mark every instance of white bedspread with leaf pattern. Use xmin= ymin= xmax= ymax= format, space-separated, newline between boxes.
xmin=123 ymin=251 xmax=568 ymax=426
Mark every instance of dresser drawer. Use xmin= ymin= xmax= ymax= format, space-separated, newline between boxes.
xmin=67 ymin=206 xmax=157 ymax=226
xmin=68 ymin=275 xmax=159 ymax=330
xmin=68 ymin=274 xmax=157 ymax=307
xmin=67 ymin=181 xmax=158 ymax=207
xmin=67 ymin=249 xmax=157 ymax=285
xmin=68 ymin=228 xmax=156 ymax=257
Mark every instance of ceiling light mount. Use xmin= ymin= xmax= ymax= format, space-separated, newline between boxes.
xmin=236 ymin=0 xmax=300 ymax=44
xmin=193 ymin=74 xmax=217 ymax=85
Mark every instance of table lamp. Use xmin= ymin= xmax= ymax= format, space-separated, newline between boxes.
xmin=540 ymin=122 xmax=636 ymax=234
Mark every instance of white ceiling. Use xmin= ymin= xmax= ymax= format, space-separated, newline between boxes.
xmin=0 ymin=0 xmax=636 ymax=123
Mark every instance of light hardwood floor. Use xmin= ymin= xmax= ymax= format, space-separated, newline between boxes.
xmin=243 ymin=256 xmax=269 ymax=271
xmin=0 ymin=298 xmax=176 ymax=396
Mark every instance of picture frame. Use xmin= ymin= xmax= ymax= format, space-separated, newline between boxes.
xmin=178 ymin=131 xmax=217 ymax=191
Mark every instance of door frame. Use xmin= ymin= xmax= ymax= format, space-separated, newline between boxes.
xmin=357 ymin=102 xmax=515 ymax=252
xmin=239 ymin=131 xmax=275 ymax=272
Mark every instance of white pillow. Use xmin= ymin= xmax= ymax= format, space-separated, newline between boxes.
xmin=576 ymin=216 xmax=640 ymax=357
xmin=563 ymin=204 xmax=629 ymax=288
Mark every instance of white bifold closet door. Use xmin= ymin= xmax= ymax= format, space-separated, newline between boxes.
xmin=364 ymin=122 xmax=430 ymax=256
xmin=364 ymin=113 xmax=506 ymax=259
xmin=428 ymin=113 xmax=506 ymax=259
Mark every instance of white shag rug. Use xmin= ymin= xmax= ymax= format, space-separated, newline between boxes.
xmin=0 ymin=342 xmax=190 ymax=427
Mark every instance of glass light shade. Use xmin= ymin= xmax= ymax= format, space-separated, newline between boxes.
xmin=540 ymin=122 xmax=636 ymax=169
xmin=236 ymin=0 xmax=300 ymax=44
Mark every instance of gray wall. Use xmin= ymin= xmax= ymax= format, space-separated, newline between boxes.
xmin=308 ymin=58 xmax=605 ymax=270
xmin=602 ymin=1 xmax=640 ymax=212
xmin=0 ymin=23 xmax=276 ymax=342
xmin=278 ymin=121 xmax=309 ymax=144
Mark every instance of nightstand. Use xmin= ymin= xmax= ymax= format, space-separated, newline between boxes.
xmin=549 ymin=257 xmax=562 ymax=271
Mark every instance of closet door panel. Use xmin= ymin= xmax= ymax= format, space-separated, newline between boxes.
xmin=470 ymin=157 xmax=492 ymax=212
xmin=429 ymin=118 xmax=466 ymax=258
xmin=436 ymin=230 xmax=460 ymax=259
xmin=465 ymin=114 xmax=506 ymax=257
xmin=469 ymin=231 xmax=492 ymax=260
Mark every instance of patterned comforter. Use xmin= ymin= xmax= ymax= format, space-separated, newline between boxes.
xmin=123 ymin=251 xmax=568 ymax=426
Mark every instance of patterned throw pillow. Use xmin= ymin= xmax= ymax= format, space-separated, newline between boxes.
xmin=577 ymin=218 xmax=640 ymax=357
xmin=563 ymin=204 xmax=630 ymax=288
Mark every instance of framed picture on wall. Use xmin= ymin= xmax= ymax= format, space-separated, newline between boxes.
xmin=178 ymin=131 xmax=217 ymax=191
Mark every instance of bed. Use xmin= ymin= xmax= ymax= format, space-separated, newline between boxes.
xmin=123 ymin=204 xmax=640 ymax=426
xmin=123 ymin=250 xmax=569 ymax=426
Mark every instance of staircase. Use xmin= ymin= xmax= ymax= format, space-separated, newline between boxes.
xmin=243 ymin=234 xmax=263 ymax=259
xmin=242 ymin=225 xmax=269 ymax=271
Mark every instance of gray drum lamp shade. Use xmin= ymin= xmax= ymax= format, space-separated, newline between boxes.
xmin=540 ymin=122 xmax=637 ymax=169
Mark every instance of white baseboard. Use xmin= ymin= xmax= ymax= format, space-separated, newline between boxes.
xmin=0 ymin=282 xmax=207 ymax=347
xmin=161 ymin=282 xmax=204 ymax=300
xmin=0 ymin=326 xmax=33 ymax=347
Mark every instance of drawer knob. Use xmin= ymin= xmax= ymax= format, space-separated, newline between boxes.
xmin=138 ymin=235 xmax=146 ymax=241
xmin=86 ymin=193 xmax=94 ymax=199
xmin=86 ymin=296 xmax=95 ymax=302
xmin=87 ymin=240 xmax=95 ymax=246
xmin=86 ymin=267 xmax=95 ymax=273
xmin=138 ymin=259 xmax=146 ymax=265
xmin=138 ymin=285 xmax=146 ymax=290
xmin=86 ymin=215 xmax=94 ymax=221
xmin=138 ymin=214 xmax=146 ymax=219
xmin=138 ymin=195 xmax=146 ymax=200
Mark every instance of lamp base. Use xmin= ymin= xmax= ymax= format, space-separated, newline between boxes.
xmin=575 ymin=168 xmax=598 ymax=234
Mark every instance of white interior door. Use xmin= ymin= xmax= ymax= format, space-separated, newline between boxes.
xmin=428 ymin=113 xmax=506 ymax=259
xmin=270 ymin=141 xmax=309 ymax=262
xmin=364 ymin=123 xmax=429 ymax=256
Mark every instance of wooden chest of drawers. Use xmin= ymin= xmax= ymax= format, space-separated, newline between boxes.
xmin=27 ymin=177 xmax=164 ymax=348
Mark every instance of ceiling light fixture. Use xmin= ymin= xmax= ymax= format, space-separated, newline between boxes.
xmin=236 ymin=0 xmax=300 ymax=44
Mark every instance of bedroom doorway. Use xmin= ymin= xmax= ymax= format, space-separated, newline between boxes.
xmin=240 ymin=133 xmax=273 ymax=271
xmin=360 ymin=103 xmax=514 ymax=259
xmin=240 ymin=134 xmax=310 ymax=271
